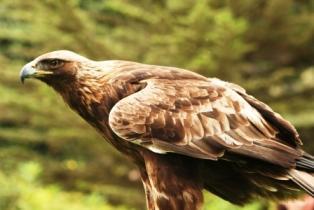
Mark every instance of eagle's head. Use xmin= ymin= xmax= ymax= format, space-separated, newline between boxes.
xmin=19 ymin=50 xmax=119 ymax=116
xmin=19 ymin=50 xmax=92 ymax=85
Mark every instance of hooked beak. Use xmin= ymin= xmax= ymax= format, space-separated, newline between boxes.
xmin=20 ymin=62 xmax=53 ymax=83
xmin=20 ymin=63 xmax=36 ymax=83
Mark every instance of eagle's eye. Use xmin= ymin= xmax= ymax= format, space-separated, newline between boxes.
xmin=48 ymin=59 xmax=64 ymax=69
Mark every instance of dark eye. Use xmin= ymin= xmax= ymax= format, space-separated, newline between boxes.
xmin=49 ymin=59 xmax=64 ymax=69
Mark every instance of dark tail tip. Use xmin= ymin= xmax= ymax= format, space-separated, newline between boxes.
xmin=296 ymin=153 xmax=314 ymax=173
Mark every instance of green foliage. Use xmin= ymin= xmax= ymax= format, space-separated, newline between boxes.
xmin=203 ymin=193 xmax=271 ymax=210
xmin=0 ymin=0 xmax=313 ymax=209
xmin=0 ymin=162 xmax=131 ymax=210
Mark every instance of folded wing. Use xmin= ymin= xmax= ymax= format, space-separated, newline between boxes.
xmin=109 ymin=77 xmax=302 ymax=168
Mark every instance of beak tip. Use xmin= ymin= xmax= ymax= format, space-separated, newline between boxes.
xmin=19 ymin=69 xmax=26 ymax=84
xmin=20 ymin=63 xmax=35 ymax=84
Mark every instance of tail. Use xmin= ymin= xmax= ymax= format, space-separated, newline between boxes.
xmin=289 ymin=153 xmax=314 ymax=197
xmin=296 ymin=153 xmax=314 ymax=173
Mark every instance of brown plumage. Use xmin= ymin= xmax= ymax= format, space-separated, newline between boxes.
xmin=20 ymin=50 xmax=314 ymax=210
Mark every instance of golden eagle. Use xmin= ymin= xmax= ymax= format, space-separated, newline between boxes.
xmin=20 ymin=50 xmax=314 ymax=210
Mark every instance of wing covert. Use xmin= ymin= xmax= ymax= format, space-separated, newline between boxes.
xmin=109 ymin=78 xmax=302 ymax=167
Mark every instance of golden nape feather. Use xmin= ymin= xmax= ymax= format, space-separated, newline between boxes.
xmin=20 ymin=50 xmax=314 ymax=210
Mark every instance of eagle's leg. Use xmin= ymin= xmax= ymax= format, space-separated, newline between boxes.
xmin=140 ymin=150 xmax=204 ymax=210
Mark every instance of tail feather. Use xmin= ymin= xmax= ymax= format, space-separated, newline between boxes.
xmin=289 ymin=169 xmax=314 ymax=197
xmin=291 ymin=153 xmax=314 ymax=196
xmin=296 ymin=153 xmax=314 ymax=172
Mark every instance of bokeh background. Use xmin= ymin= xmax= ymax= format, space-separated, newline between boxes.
xmin=0 ymin=0 xmax=313 ymax=210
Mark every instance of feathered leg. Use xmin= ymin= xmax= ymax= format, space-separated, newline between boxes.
xmin=140 ymin=151 xmax=203 ymax=210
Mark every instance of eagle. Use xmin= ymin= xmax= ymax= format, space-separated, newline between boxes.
xmin=20 ymin=50 xmax=313 ymax=210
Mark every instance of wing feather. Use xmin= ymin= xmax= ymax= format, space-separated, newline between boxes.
xmin=109 ymin=77 xmax=302 ymax=167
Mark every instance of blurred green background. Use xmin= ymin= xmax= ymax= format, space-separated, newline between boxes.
xmin=0 ymin=0 xmax=313 ymax=209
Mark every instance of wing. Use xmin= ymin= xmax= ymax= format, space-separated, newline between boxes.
xmin=109 ymin=77 xmax=302 ymax=168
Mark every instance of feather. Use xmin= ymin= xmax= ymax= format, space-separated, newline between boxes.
xmin=24 ymin=50 xmax=314 ymax=208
